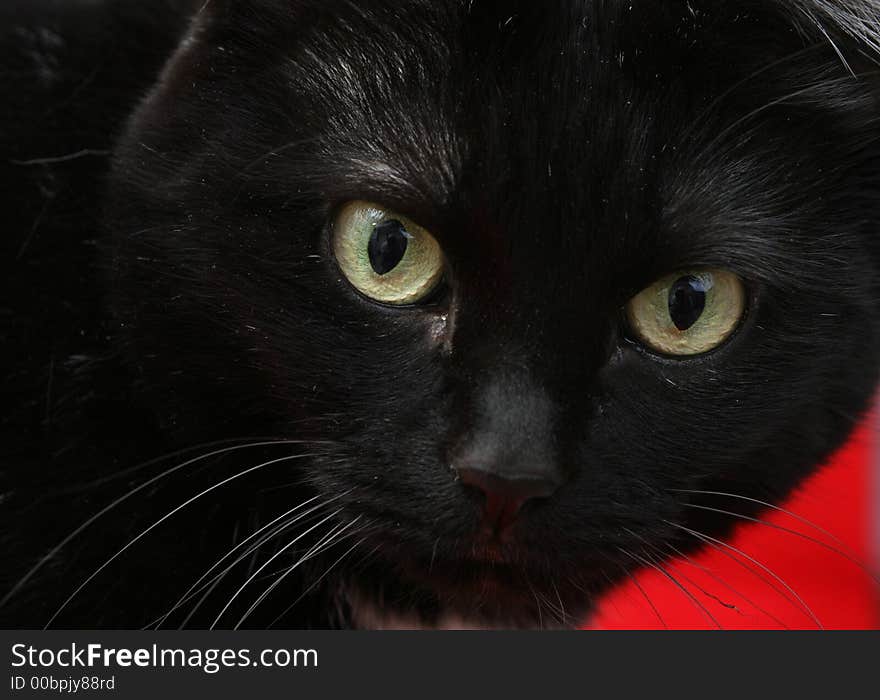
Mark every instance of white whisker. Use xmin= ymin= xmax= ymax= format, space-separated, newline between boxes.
xmin=151 ymin=491 xmax=354 ymax=629
xmin=210 ymin=507 xmax=344 ymax=629
xmin=681 ymin=501 xmax=880 ymax=584
xmin=2 ymin=439 xmax=316 ymax=611
xmin=44 ymin=451 xmax=320 ymax=628
xmin=234 ymin=516 xmax=365 ymax=630
xmin=267 ymin=524 xmax=373 ymax=629
xmin=665 ymin=520 xmax=824 ymax=629
xmin=618 ymin=546 xmax=722 ymax=629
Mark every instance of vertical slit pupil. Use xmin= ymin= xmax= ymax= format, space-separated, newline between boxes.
xmin=668 ymin=275 xmax=708 ymax=331
xmin=368 ymin=220 xmax=409 ymax=275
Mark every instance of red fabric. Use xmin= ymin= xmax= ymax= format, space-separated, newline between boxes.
xmin=587 ymin=418 xmax=878 ymax=630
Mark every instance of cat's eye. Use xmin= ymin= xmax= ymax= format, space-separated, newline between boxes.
xmin=332 ymin=200 xmax=444 ymax=305
xmin=625 ymin=269 xmax=746 ymax=356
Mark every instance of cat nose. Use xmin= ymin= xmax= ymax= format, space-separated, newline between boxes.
xmin=455 ymin=463 xmax=563 ymax=531
xmin=449 ymin=369 xmax=564 ymax=531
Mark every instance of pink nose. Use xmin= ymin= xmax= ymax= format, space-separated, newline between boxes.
xmin=456 ymin=466 xmax=561 ymax=532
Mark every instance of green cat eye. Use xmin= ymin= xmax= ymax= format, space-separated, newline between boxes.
xmin=626 ymin=269 xmax=746 ymax=356
xmin=332 ymin=201 xmax=444 ymax=305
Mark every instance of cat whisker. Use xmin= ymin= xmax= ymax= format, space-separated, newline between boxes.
xmin=44 ymin=451 xmax=322 ymax=629
xmin=43 ymin=437 xmax=288 ymax=499
xmin=536 ymin=590 xmax=566 ymax=628
xmin=669 ymin=522 xmax=815 ymax=626
xmin=679 ymin=501 xmax=880 ymax=585
xmin=601 ymin=561 xmax=668 ymax=629
xmin=268 ymin=537 xmax=368 ymax=630
xmin=670 ymin=488 xmax=879 ymax=580
xmin=175 ymin=512 xmax=327 ymax=630
xmin=349 ymin=542 xmax=383 ymax=576
xmin=664 ymin=520 xmax=824 ymax=629
xmin=658 ymin=555 xmax=742 ymax=614
xmin=551 ymin=581 xmax=570 ymax=627
xmin=617 ymin=546 xmax=723 ymax=629
xmin=668 ymin=488 xmax=855 ymax=552
xmin=151 ymin=490 xmax=354 ymax=629
xmin=230 ymin=520 xmax=349 ymax=629
xmin=233 ymin=516 xmax=365 ymax=630
xmin=621 ymin=527 xmax=748 ymax=619
xmin=264 ymin=521 xmax=374 ymax=629
xmin=176 ymin=563 xmax=229 ymax=631
xmin=3 ymin=439 xmax=317 ymax=612
xmin=428 ymin=537 xmax=441 ymax=575
xmin=519 ymin=564 xmax=565 ymax=629
xmin=210 ymin=507 xmax=344 ymax=629
xmin=662 ymin=540 xmax=791 ymax=629
xmin=212 ymin=506 xmax=356 ymax=585
xmin=164 ymin=510 xmax=320 ymax=628
xmin=625 ymin=568 xmax=668 ymax=630
xmin=524 ymin=579 xmax=544 ymax=630
xmin=255 ymin=518 xmax=351 ymax=581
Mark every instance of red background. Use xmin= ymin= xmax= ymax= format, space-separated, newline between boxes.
xmin=587 ymin=418 xmax=878 ymax=630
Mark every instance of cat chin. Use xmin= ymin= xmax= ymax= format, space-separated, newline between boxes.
xmin=346 ymin=592 xmax=491 ymax=630
xmin=343 ymin=587 xmax=568 ymax=631
xmin=333 ymin=539 xmax=596 ymax=629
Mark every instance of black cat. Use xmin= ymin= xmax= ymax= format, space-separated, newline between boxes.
xmin=1 ymin=0 xmax=878 ymax=629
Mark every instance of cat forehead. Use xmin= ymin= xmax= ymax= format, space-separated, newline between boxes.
xmin=283 ymin=2 xmax=696 ymax=192
xmin=280 ymin=3 xmax=795 ymax=210
xmin=282 ymin=0 xmax=795 ymax=150
xmin=209 ymin=0 xmax=870 ymax=285
xmin=278 ymin=0 xmax=879 ymax=77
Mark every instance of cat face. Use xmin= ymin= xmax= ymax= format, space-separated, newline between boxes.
xmin=105 ymin=0 xmax=880 ymax=627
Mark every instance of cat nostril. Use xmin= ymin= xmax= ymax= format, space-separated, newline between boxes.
xmin=455 ymin=466 xmax=561 ymax=532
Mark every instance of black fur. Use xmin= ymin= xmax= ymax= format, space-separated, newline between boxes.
xmin=2 ymin=0 xmax=879 ymax=628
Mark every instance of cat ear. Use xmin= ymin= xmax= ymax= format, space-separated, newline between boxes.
xmin=786 ymin=2 xmax=880 ymax=270
xmin=788 ymin=2 xmax=880 ymax=269
xmin=178 ymin=0 xmax=320 ymax=53
xmin=148 ymin=0 xmax=302 ymax=85
xmin=119 ymin=0 xmax=313 ymax=164
xmin=188 ymin=0 xmax=308 ymax=25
